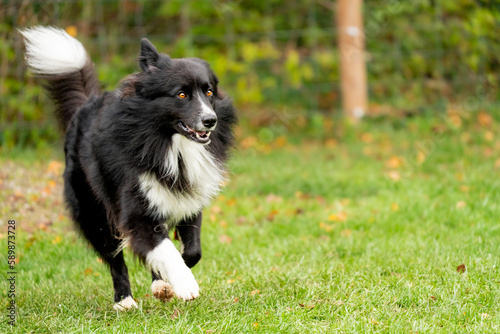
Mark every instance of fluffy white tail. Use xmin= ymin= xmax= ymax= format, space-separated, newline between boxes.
xmin=20 ymin=26 xmax=88 ymax=75
xmin=20 ymin=26 xmax=100 ymax=132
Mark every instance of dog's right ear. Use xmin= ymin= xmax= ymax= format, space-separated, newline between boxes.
xmin=139 ymin=38 xmax=160 ymax=72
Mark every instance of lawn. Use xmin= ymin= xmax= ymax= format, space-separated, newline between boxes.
xmin=1 ymin=113 xmax=500 ymax=333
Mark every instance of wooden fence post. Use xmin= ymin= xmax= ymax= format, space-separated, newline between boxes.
xmin=337 ymin=0 xmax=368 ymax=120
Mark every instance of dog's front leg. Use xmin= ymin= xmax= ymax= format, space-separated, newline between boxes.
xmin=144 ymin=235 xmax=200 ymax=301
xmin=176 ymin=212 xmax=202 ymax=268
xmin=123 ymin=212 xmax=200 ymax=301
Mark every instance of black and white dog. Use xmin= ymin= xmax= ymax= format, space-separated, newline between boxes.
xmin=21 ymin=27 xmax=236 ymax=309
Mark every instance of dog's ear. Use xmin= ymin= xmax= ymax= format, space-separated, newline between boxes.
xmin=139 ymin=38 xmax=160 ymax=72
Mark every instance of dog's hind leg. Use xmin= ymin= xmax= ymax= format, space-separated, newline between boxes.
xmin=64 ymin=166 xmax=136 ymax=310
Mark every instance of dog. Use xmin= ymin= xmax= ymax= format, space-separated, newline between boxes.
xmin=21 ymin=27 xmax=237 ymax=310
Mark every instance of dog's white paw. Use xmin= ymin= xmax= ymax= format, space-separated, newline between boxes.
xmin=169 ymin=270 xmax=200 ymax=301
xmin=146 ymin=239 xmax=200 ymax=301
xmin=113 ymin=296 xmax=138 ymax=311
xmin=151 ymin=279 xmax=174 ymax=302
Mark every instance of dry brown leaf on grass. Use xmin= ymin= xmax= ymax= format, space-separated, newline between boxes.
xmin=46 ymin=160 xmax=63 ymax=175
xmin=319 ymin=222 xmax=334 ymax=232
xmin=361 ymin=132 xmax=374 ymax=144
xmin=218 ymin=234 xmax=232 ymax=244
xmin=484 ymin=131 xmax=494 ymax=142
xmin=478 ymin=111 xmax=493 ymax=128
xmin=266 ymin=193 xmax=282 ymax=203
xmin=387 ymin=170 xmax=401 ymax=181
xmin=266 ymin=210 xmax=279 ymax=221
xmin=386 ymin=156 xmax=403 ymax=169
xmin=456 ymin=264 xmax=466 ymax=274
xmin=250 ymin=290 xmax=260 ymax=296
xmin=299 ymin=303 xmax=315 ymax=310
xmin=340 ymin=229 xmax=352 ymax=237
xmin=171 ymin=309 xmax=180 ymax=319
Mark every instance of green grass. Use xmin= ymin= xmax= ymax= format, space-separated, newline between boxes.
xmin=2 ymin=115 xmax=500 ymax=333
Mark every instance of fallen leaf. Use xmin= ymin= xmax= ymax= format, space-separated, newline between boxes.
xmin=456 ymin=201 xmax=466 ymax=209
xmin=273 ymin=136 xmax=287 ymax=148
xmin=236 ymin=216 xmax=247 ymax=225
xmin=298 ymin=303 xmax=314 ymax=309
xmin=51 ymin=236 xmax=61 ymax=244
xmin=219 ymin=235 xmax=232 ymax=244
xmin=294 ymin=208 xmax=304 ymax=215
xmin=315 ymin=196 xmax=326 ymax=205
xmin=386 ymin=156 xmax=402 ymax=168
xmin=325 ymin=139 xmax=337 ymax=148
xmin=478 ymin=111 xmax=493 ymax=127
xmin=266 ymin=210 xmax=279 ymax=221
xmin=250 ymin=290 xmax=260 ymax=296
xmin=84 ymin=268 xmax=93 ymax=276
xmin=171 ymin=309 xmax=179 ymax=319
xmin=328 ymin=214 xmax=338 ymax=221
xmin=361 ymin=132 xmax=374 ymax=143
xmin=227 ymin=279 xmax=235 ymax=284
xmin=65 ymin=25 xmax=78 ymax=37
xmin=226 ymin=198 xmax=237 ymax=206
xmin=417 ymin=151 xmax=426 ymax=164
xmin=340 ymin=229 xmax=351 ymax=237
xmin=319 ymin=222 xmax=334 ymax=232
xmin=233 ymin=297 xmax=239 ymax=303
xmin=211 ymin=206 xmax=222 ymax=214
xmin=391 ymin=203 xmax=399 ymax=211
xmin=387 ymin=170 xmax=401 ymax=181
xmin=47 ymin=160 xmax=63 ymax=175
xmin=456 ymin=264 xmax=466 ymax=273
xmin=485 ymin=131 xmax=494 ymax=142
xmin=266 ymin=194 xmax=282 ymax=203
xmin=240 ymin=136 xmax=257 ymax=149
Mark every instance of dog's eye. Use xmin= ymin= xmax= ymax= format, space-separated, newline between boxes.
xmin=178 ymin=92 xmax=187 ymax=99
xmin=206 ymin=89 xmax=213 ymax=97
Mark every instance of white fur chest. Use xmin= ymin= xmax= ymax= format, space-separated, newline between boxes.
xmin=138 ymin=134 xmax=224 ymax=225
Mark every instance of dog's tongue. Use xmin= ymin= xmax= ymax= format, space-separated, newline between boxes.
xmin=196 ymin=131 xmax=207 ymax=136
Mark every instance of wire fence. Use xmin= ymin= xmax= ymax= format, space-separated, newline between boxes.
xmin=1 ymin=0 xmax=499 ymax=147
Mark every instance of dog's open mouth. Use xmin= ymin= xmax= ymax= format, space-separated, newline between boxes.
xmin=177 ymin=122 xmax=212 ymax=144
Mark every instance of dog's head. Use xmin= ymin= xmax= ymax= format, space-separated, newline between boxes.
xmin=122 ymin=39 xmax=221 ymax=144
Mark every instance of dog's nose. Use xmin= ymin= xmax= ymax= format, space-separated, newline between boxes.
xmin=202 ymin=115 xmax=217 ymax=129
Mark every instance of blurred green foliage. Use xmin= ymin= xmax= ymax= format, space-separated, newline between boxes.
xmin=0 ymin=0 xmax=499 ymax=149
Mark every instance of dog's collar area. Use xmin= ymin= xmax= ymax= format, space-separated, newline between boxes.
xmin=176 ymin=122 xmax=211 ymax=144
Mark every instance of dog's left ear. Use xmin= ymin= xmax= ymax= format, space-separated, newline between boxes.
xmin=139 ymin=38 xmax=160 ymax=72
